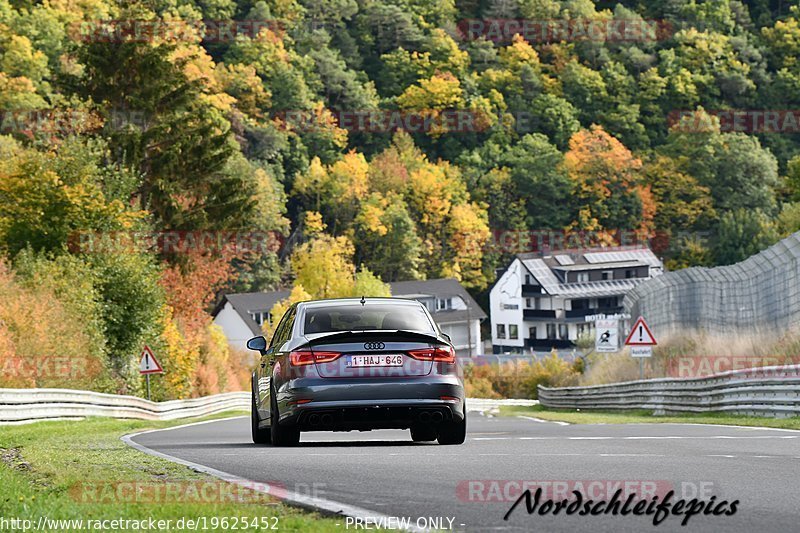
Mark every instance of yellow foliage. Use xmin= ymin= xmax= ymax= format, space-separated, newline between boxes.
xmin=446 ymin=202 xmax=491 ymax=288
xmin=499 ymin=34 xmax=541 ymax=71
xmin=157 ymin=304 xmax=200 ymax=399
xmin=397 ymin=72 xmax=464 ymax=110
xmin=267 ymin=284 xmax=313 ymax=337
xmin=329 ymin=151 xmax=370 ymax=202
xmin=407 ymin=164 xmax=455 ymax=227
xmin=290 ymin=235 xmax=356 ymax=299
xmin=304 ymin=210 xmax=327 ymax=236
xmin=355 ymin=194 xmax=389 ymax=236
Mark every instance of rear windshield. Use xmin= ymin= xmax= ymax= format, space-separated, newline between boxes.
xmin=303 ymin=303 xmax=435 ymax=334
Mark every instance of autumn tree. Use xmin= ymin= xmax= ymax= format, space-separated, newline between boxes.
xmin=565 ymin=126 xmax=650 ymax=235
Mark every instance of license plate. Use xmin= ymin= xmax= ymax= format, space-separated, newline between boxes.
xmin=346 ymin=354 xmax=404 ymax=367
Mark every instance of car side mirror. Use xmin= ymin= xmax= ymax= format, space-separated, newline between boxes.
xmin=247 ymin=336 xmax=267 ymax=354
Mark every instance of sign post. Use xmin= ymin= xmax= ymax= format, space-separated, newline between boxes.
xmin=138 ymin=345 xmax=164 ymax=401
xmin=624 ymin=317 xmax=657 ymax=380
xmin=595 ymin=318 xmax=619 ymax=353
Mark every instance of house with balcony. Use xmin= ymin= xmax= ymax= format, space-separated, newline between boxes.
xmin=489 ymin=248 xmax=663 ymax=354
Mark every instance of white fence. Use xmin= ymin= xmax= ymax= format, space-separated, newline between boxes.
xmin=0 ymin=388 xmax=538 ymax=424
xmin=539 ymin=365 xmax=800 ymax=418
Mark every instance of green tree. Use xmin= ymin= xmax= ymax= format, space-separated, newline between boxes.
xmin=353 ymin=192 xmax=423 ymax=282
xmin=713 ymin=209 xmax=778 ymax=265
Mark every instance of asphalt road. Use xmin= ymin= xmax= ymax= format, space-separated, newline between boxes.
xmin=131 ymin=412 xmax=800 ymax=532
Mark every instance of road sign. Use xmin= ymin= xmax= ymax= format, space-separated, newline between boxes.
xmin=595 ymin=318 xmax=619 ymax=353
xmin=138 ymin=345 xmax=163 ymax=375
xmin=630 ymin=346 xmax=653 ymax=358
xmin=624 ymin=317 xmax=657 ymax=346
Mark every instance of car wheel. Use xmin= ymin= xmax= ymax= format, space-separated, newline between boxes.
xmin=410 ymin=425 xmax=438 ymax=442
xmin=251 ymin=390 xmax=271 ymax=444
xmin=437 ymin=415 xmax=466 ymax=445
xmin=270 ymin=385 xmax=300 ymax=447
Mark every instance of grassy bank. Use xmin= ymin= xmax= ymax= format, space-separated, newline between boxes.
xmin=0 ymin=413 xmax=342 ymax=532
xmin=498 ymin=405 xmax=800 ymax=430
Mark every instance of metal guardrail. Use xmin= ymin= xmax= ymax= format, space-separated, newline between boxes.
xmin=0 ymin=389 xmax=251 ymax=424
xmin=0 ymin=388 xmax=538 ymax=424
xmin=538 ymin=365 xmax=800 ymax=418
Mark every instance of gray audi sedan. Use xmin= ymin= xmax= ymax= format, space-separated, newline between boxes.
xmin=247 ymin=297 xmax=466 ymax=446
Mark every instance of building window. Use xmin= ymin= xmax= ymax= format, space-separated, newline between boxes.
xmin=559 ymin=324 xmax=569 ymax=340
xmin=601 ymin=270 xmax=613 ymax=280
xmin=509 ymin=324 xmax=519 ymax=340
xmin=251 ymin=312 xmax=262 ymax=325
xmin=525 ymin=274 xmax=531 ymax=284
xmin=577 ymin=323 xmax=587 ymax=336
xmin=497 ymin=324 xmax=506 ymax=339
xmin=576 ymin=272 xmax=589 ymax=283
xmin=625 ymin=269 xmax=635 ymax=279
xmin=598 ymin=297 xmax=618 ymax=309
xmin=572 ymin=298 xmax=589 ymax=310
xmin=436 ymin=297 xmax=452 ymax=311
xmin=526 ymin=298 xmax=531 ymax=308
xmin=546 ymin=323 xmax=557 ymax=339
xmin=529 ymin=326 xmax=537 ymax=340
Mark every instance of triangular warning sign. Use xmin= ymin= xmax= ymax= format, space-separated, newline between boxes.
xmin=139 ymin=345 xmax=164 ymax=374
xmin=624 ymin=317 xmax=657 ymax=346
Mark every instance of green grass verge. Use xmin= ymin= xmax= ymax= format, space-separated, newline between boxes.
xmin=0 ymin=412 xmax=344 ymax=532
xmin=497 ymin=404 xmax=800 ymax=430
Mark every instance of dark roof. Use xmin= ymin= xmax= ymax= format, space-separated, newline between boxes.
xmin=211 ymin=290 xmax=291 ymax=337
xmin=212 ymin=278 xmax=486 ymax=333
xmin=389 ymin=278 xmax=487 ymax=320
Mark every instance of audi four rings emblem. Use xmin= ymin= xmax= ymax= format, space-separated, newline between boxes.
xmin=364 ymin=342 xmax=385 ymax=350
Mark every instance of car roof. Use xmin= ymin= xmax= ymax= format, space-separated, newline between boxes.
xmin=298 ymin=297 xmax=426 ymax=310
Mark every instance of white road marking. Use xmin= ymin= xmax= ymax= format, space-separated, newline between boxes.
xmin=625 ymin=422 xmax=800 ymax=433
xmin=479 ymin=435 xmax=799 ymax=441
xmin=516 ymin=415 xmax=570 ymax=426
xmin=122 ymin=420 xmax=426 ymax=533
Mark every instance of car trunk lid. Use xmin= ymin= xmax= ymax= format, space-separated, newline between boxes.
xmin=303 ymin=330 xmax=446 ymax=378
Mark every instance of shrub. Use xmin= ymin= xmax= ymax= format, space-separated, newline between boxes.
xmin=462 ymin=353 xmax=581 ymax=399
xmin=0 ymin=261 xmax=111 ymax=390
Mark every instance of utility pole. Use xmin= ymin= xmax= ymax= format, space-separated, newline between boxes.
xmin=467 ymin=303 xmax=473 ymax=357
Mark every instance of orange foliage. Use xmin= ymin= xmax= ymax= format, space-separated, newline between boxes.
xmin=0 ymin=261 xmax=107 ymax=390
xmin=159 ymin=249 xmax=237 ymax=340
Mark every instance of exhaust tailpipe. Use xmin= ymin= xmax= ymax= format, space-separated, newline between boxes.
xmin=308 ymin=413 xmax=321 ymax=426
xmin=431 ymin=411 xmax=444 ymax=423
xmin=320 ymin=413 xmax=333 ymax=425
xmin=418 ymin=411 xmax=431 ymax=423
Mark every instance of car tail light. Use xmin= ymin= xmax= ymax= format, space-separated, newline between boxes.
xmin=407 ymin=346 xmax=456 ymax=364
xmin=289 ymin=349 xmax=341 ymax=366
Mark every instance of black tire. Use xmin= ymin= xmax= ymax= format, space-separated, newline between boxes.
xmin=251 ymin=389 xmax=271 ymax=444
xmin=437 ymin=415 xmax=466 ymax=445
xmin=410 ymin=425 xmax=438 ymax=442
xmin=270 ymin=385 xmax=300 ymax=447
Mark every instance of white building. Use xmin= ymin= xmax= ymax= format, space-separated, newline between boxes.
xmin=212 ymin=278 xmax=486 ymax=356
xmin=389 ymin=279 xmax=486 ymax=357
xmin=211 ymin=290 xmax=290 ymax=350
xmin=489 ymin=248 xmax=663 ymax=354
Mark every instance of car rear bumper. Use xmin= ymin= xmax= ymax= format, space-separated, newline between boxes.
xmin=276 ymin=376 xmax=465 ymax=430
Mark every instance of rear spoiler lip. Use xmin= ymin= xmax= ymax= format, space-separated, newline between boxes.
xmin=301 ymin=329 xmax=450 ymax=346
